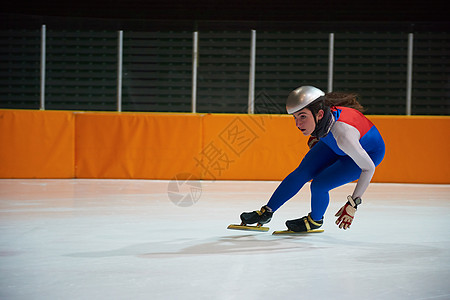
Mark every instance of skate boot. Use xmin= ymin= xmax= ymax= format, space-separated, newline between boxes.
xmin=240 ymin=205 xmax=273 ymax=227
xmin=285 ymin=213 xmax=323 ymax=232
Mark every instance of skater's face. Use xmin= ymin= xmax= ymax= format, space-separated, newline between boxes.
xmin=293 ymin=108 xmax=324 ymax=136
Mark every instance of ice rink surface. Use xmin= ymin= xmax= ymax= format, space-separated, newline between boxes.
xmin=0 ymin=179 xmax=449 ymax=300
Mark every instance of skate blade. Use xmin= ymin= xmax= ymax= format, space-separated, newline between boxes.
xmin=227 ymin=224 xmax=269 ymax=232
xmin=272 ymin=229 xmax=324 ymax=235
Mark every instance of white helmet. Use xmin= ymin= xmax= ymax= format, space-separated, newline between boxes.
xmin=286 ymin=86 xmax=325 ymax=114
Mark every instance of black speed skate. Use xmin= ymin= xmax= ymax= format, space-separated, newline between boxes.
xmin=227 ymin=205 xmax=273 ymax=232
xmin=285 ymin=213 xmax=323 ymax=233
xmin=240 ymin=205 xmax=273 ymax=226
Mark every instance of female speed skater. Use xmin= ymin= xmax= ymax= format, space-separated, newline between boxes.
xmin=240 ymin=86 xmax=385 ymax=232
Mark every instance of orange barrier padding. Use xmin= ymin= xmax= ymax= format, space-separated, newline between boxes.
xmin=199 ymin=114 xmax=450 ymax=183
xmin=0 ymin=110 xmax=75 ymax=178
xmin=198 ymin=114 xmax=308 ymax=180
xmin=368 ymin=116 xmax=450 ymax=184
xmin=1 ymin=109 xmax=449 ymax=184
xmin=75 ymin=112 xmax=203 ymax=179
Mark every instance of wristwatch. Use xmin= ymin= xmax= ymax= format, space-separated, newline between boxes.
xmin=347 ymin=195 xmax=362 ymax=208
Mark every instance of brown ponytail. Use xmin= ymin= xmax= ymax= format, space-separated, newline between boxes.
xmin=324 ymin=92 xmax=365 ymax=113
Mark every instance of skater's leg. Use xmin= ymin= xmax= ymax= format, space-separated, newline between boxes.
xmin=309 ymin=149 xmax=385 ymax=221
xmin=309 ymin=156 xmax=361 ymax=221
xmin=266 ymin=142 xmax=338 ymax=212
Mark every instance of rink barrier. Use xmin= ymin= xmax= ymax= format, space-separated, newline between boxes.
xmin=0 ymin=109 xmax=449 ymax=184
xmin=0 ymin=110 xmax=75 ymax=178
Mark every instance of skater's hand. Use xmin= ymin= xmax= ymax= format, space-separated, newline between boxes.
xmin=335 ymin=196 xmax=358 ymax=229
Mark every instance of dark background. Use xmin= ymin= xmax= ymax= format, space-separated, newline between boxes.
xmin=3 ymin=0 xmax=449 ymax=22
xmin=1 ymin=0 xmax=449 ymax=114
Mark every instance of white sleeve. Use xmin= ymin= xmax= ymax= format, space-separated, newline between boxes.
xmin=331 ymin=121 xmax=375 ymax=199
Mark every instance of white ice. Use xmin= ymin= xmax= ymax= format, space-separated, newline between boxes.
xmin=0 ymin=179 xmax=449 ymax=300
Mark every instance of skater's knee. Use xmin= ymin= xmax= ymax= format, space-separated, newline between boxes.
xmin=310 ymin=179 xmax=331 ymax=194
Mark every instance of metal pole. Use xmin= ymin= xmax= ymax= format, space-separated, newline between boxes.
xmin=406 ymin=33 xmax=414 ymax=116
xmin=117 ymin=30 xmax=123 ymax=112
xmin=328 ymin=33 xmax=334 ymax=93
xmin=192 ymin=31 xmax=198 ymax=113
xmin=248 ymin=30 xmax=256 ymax=114
xmin=40 ymin=24 xmax=46 ymax=110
